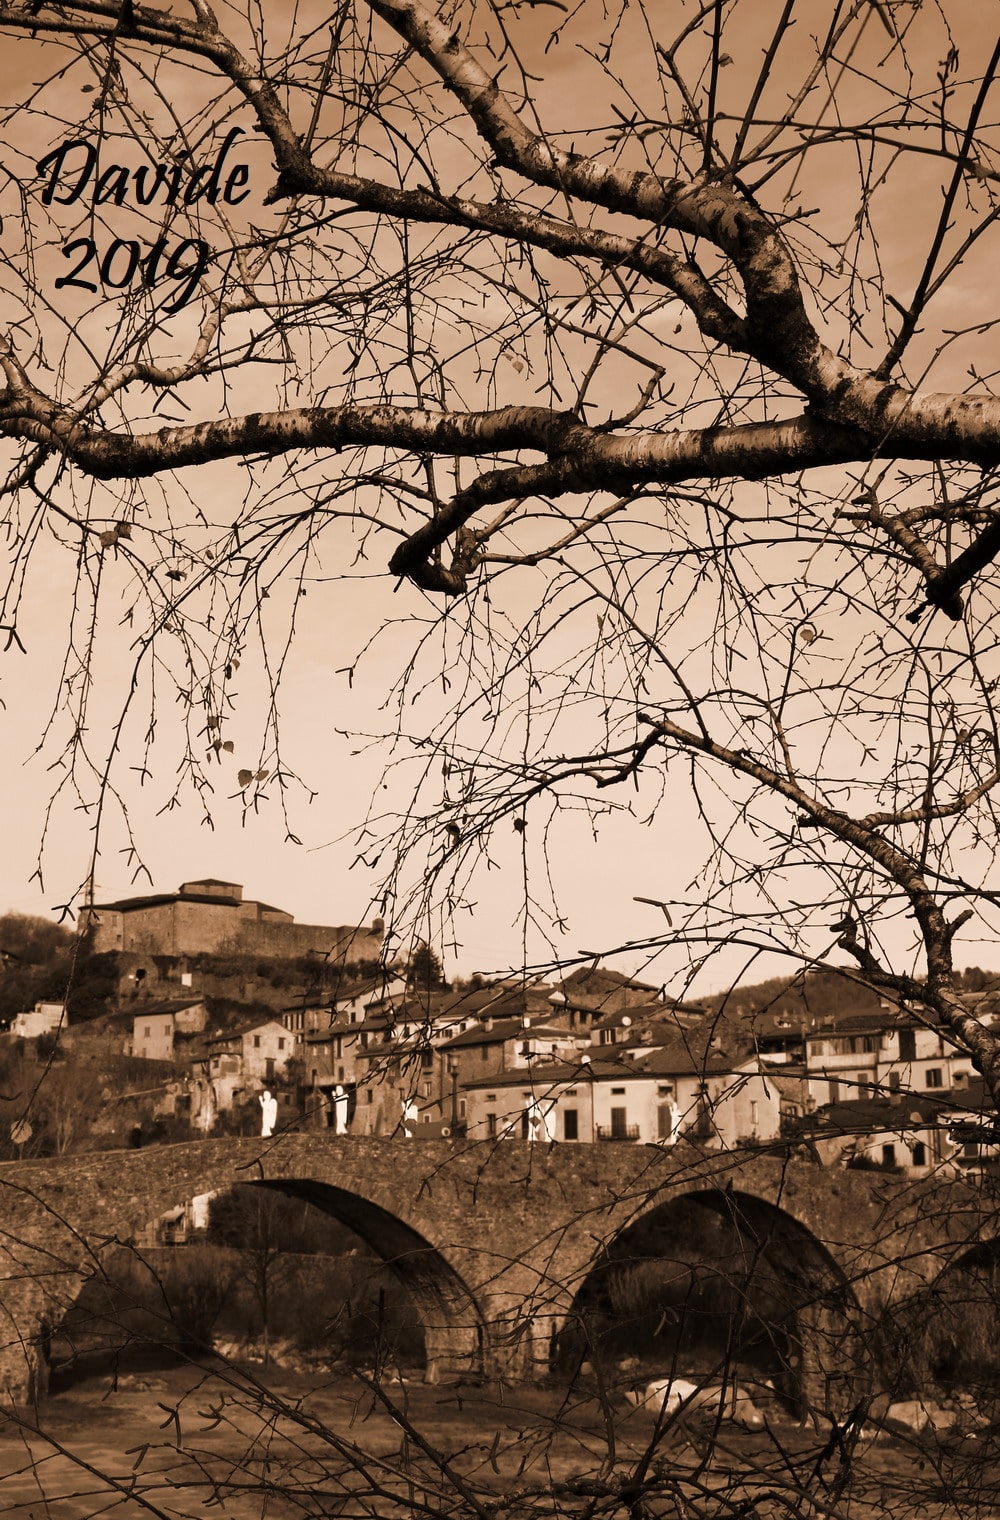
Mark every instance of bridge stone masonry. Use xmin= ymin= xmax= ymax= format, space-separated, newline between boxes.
xmin=0 ymin=1136 xmax=995 ymax=1413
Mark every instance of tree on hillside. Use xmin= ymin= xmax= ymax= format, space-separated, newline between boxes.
xmin=406 ymin=940 xmax=446 ymax=991
xmin=62 ymin=948 xmax=121 ymax=1024
xmin=0 ymin=1043 xmax=105 ymax=1156
xmin=0 ymin=914 xmax=72 ymax=968
xmin=5 ymin=2 xmax=1000 ymax=1515
xmin=0 ymin=914 xmax=74 ymax=1023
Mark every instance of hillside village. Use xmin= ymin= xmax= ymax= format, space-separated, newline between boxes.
xmin=2 ymin=877 xmax=1000 ymax=1182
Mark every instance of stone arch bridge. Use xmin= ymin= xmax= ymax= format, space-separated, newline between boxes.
xmin=0 ymin=1137 xmax=994 ymax=1410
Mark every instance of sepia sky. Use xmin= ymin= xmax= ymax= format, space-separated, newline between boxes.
xmin=2 ymin=0 xmax=999 ymax=989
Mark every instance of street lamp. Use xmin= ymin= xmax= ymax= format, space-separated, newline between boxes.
xmin=447 ymin=1052 xmax=460 ymax=1134
xmin=580 ymin=1054 xmax=596 ymax=1143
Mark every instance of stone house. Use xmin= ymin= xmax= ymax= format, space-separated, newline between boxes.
xmin=129 ymin=997 xmax=209 ymax=1061
xmin=189 ymin=1017 xmax=297 ymax=1131
xmin=461 ymin=1045 xmax=782 ymax=1147
xmin=802 ymin=1080 xmax=1000 ymax=1177
xmin=438 ymin=1017 xmax=590 ymax=1085
xmin=804 ymin=1009 xmax=979 ymax=1106
xmin=546 ymin=966 xmax=670 ymax=1033
xmin=348 ymin=994 xmax=481 ymax=1136
xmin=5 ymin=1001 xmax=64 ymax=1039
xmin=287 ymin=975 xmax=409 ymax=1126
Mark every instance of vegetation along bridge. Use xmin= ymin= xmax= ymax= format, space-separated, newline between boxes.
xmin=0 ymin=1136 xmax=994 ymax=1412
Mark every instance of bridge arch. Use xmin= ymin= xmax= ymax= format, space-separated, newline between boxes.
xmin=0 ymin=1139 xmax=497 ymax=1402
xmin=878 ymin=1228 xmax=1000 ymax=1401
xmin=554 ymin=1186 xmax=872 ymax=1416
xmin=248 ymin=1177 xmax=486 ymax=1381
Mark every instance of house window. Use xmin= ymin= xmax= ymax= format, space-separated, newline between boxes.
xmin=926 ymin=1068 xmax=943 ymax=1088
xmin=366 ymin=1089 xmax=373 ymax=1105
xmin=899 ymin=1029 xmax=916 ymax=1062
xmin=611 ymin=1087 xmax=626 ymax=1095
xmin=144 ymin=1027 xmax=151 ymax=1039
xmin=486 ymin=1113 xmax=497 ymax=1137
xmin=459 ymin=1098 xmax=466 ymax=1118
xmin=253 ymin=1035 xmax=261 ymax=1049
xmin=278 ymin=1037 xmax=285 ymax=1051
xmin=912 ymin=1141 xmax=927 ymax=1166
xmin=486 ymin=1094 xmax=496 ymax=1102
xmin=610 ymin=1107 xmax=628 ymax=1139
xmin=421 ymin=1049 xmax=434 ymax=1068
xmin=481 ymin=1044 xmax=489 ymax=1060
xmin=750 ymin=1100 xmax=759 ymax=1128
xmin=882 ymin=1143 xmax=896 ymax=1167
xmin=563 ymin=1109 xmax=579 ymax=1141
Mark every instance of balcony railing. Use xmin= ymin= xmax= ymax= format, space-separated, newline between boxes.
xmin=596 ymin=1124 xmax=640 ymax=1141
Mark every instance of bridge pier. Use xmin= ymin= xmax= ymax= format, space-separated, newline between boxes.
xmin=475 ymin=1292 xmax=567 ymax=1383
xmin=422 ymin=1323 xmax=483 ymax=1384
xmin=792 ymin=1298 xmax=873 ymax=1420
xmin=0 ymin=1284 xmax=50 ymax=1409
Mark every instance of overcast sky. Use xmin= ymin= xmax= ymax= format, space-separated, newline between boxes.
xmin=1 ymin=1 xmax=998 ymax=992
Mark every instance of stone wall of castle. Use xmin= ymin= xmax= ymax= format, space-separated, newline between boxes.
xmin=89 ymin=894 xmax=383 ymax=965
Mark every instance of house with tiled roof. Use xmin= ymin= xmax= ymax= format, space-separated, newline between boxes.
xmin=803 ymin=1007 xmax=980 ymax=1107
xmin=439 ymin=1016 xmax=590 ymax=1085
xmin=802 ymin=1079 xmax=1000 ymax=1177
xmin=461 ymin=1039 xmax=781 ymax=1148
xmin=345 ymin=990 xmax=487 ymax=1137
xmin=129 ymin=997 xmax=209 ymax=1061
xmin=546 ymin=966 xmax=666 ymax=1030
xmin=4 ymin=1000 xmax=65 ymax=1040
xmin=587 ymin=1001 xmax=713 ymax=1054
xmin=187 ymin=1015 xmax=297 ymax=1131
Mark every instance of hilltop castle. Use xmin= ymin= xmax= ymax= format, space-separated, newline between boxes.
xmin=83 ymin=879 xmax=383 ymax=966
